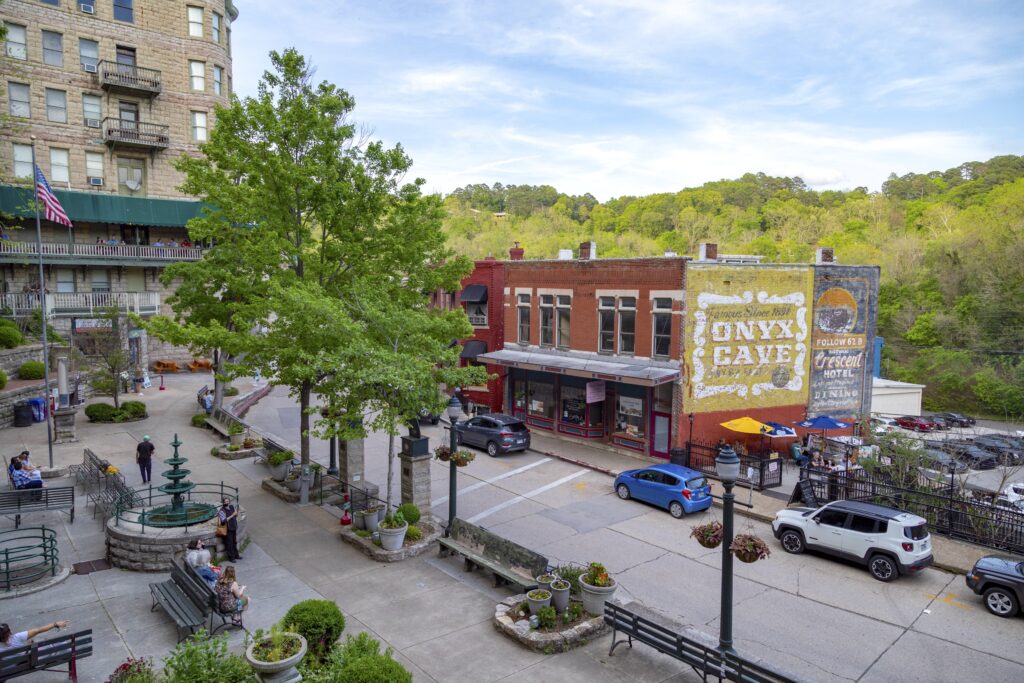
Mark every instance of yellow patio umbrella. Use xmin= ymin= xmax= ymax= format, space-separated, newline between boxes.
xmin=719 ymin=416 xmax=773 ymax=435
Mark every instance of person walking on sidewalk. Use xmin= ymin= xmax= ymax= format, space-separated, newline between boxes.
xmin=136 ymin=435 xmax=155 ymax=484
xmin=219 ymin=497 xmax=242 ymax=561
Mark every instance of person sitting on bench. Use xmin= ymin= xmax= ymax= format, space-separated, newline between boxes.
xmin=186 ymin=539 xmax=219 ymax=588
xmin=215 ymin=565 xmax=249 ymax=625
xmin=0 ymin=620 xmax=68 ymax=651
xmin=10 ymin=457 xmax=43 ymax=489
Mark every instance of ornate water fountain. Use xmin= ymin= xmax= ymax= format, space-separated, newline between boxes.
xmin=139 ymin=433 xmax=219 ymax=526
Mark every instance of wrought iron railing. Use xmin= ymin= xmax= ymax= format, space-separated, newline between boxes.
xmin=0 ymin=526 xmax=59 ymax=591
xmin=113 ymin=483 xmax=240 ymax=534
xmin=684 ymin=441 xmax=784 ymax=490
xmin=0 ymin=291 xmax=160 ymax=318
xmin=97 ymin=60 xmax=162 ymax=94
xmin=0 ymin=240 xmax=203 ymax=262
xmin=102 ymin=117 xmax=170 ymax=148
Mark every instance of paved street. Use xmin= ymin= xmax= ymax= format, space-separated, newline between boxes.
xmin=2 ymin=376 xmax=1023 ymax=682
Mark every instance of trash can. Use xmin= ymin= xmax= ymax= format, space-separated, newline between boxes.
xmin=13 ymin=401 xmax=34 ymax=428
xmin=28 ymin=397 xmax=47 ymax=422
xmin=669 ymin=447 xmax=688 ymax=466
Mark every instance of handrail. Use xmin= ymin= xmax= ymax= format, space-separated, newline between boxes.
xmin=0 ymin=240 xmax=203 ymax=261
xmin=102 ymin=117 xmax=170 ymax=148
xmin=0 ymin=526 xmax=59 ymax=591
xmin=97 ymin=60 xmax=162 ymax=93
xmin=0 ymin=291 xmax=160 ymax=318
xmin=113 ymin=483 xmax=240 ymax=534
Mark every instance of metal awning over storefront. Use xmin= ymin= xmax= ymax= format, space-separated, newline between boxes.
xmin=477 ymin=349 xmax=679 ymax=387
xmin=460 ymin=340 xmax=487 ymax=360
xmin=459 ymin=284 xmax=488 ymax=303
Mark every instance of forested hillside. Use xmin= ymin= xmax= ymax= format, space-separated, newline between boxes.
xmin=441 ymin=155 xmax=1024 ymax=418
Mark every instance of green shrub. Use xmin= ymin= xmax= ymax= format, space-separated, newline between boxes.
xmin=553 ymin=564 xmax=585 ymax=595
xmin=0 ymin=368 xmax=6 ymax=391
xmin=211 ymin=447 xmax=220 ymax=456
xmin=18 ymin=361 xmax=46 ymax=380
xmin=405 ymin=525 xmax=422 ymax=542
xmin=228 ymin=421 xmax=244 ymax=435
xmin=281 ymin=599 xmax=346 ymax=662
xmin=336 ymin=654 xmax=412 ymax=683
xmin=396 ymin=503 xmax=421 ymax=525
xmin=537 ymin=606 xmax=556 ymax=629
xmin=85 ymin=402 xmax=118 ymax=422
xmin=0 ymin=318 xmax=17 ymax=329
xmin=192 ymin=413 xmax=208 ymax=427
xmin=26 ymin=309 xmax=63 ymax=344
xmin=121 ymin=400 xmax=147 ymax=418
xmin=162 ymin=631 xmax=252 ymax=683
xmin=223 ymin=386 xmax=240 ymax=396
xmin=227 ymin=444 xmax=241 ymax=452
xmin=0 ymin=326 xmax=24 ymax=349
xmin=268 ymin=450 xmax=293 ymax=467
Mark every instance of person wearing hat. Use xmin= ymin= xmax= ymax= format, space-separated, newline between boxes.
xmin=136 ymin=435 xmax=155 ymax=484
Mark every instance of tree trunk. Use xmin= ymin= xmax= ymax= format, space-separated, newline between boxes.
xmin=386 ymin=432 xmax=395 ymax=512
xmin=212 ymin=348 xmax=225 ymax=410
xmin=299 ymin=379 xmax=311 ymax=466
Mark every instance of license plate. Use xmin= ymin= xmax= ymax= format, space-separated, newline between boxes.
xmin=515 ymin=438 xmax=525 ymax=444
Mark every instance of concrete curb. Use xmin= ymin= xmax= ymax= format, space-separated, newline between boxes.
xmin=0 ymin=566 xmax=71 ymax=599
xmin=528 ymin=447 xmax=620 ymax=477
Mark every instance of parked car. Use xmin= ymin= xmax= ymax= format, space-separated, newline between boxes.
xmin=943 ymin=443 xmax=999 ymax=470
xmin=972 ymin=436 xmax=1023 ymax=465
xmin=926 ymin=415 xmax=951 ymax=430
xmin=1003 ymin=483 xmax=1024 ymax=503
xmin=772 ymin=500 xmax=933 ymax=582
xmin=920 ymin=449 xmax=970 ymax=473
xmin=870 ymin=417 xmax=898 ymax=436
xmin=933 ymin=412 xmax=976 ymax=428
xmin=453 ymin=413 xmax=530 ymax=456
xmin=965 ymin=556 xmax=1024 ymax=617
xmin=895 ymin=415 xmax=938 ymax=432
xmin=614 ymin=464 xmax=713 ymax=519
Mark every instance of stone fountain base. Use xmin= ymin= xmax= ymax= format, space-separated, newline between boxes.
xmin=105 ymin=510 xmax=248 ymax=572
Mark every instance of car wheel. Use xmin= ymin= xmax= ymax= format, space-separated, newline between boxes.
xmin=983 ymin=586 xmax=1020 ymax=618
xmin=486 ymin=441 xmax=499 ymax=457
xmin=868 ymin=554 xmax=898 ymax=582
xmin=668 ymin=501 xmax=685 ymax=519
xmin=780 ymin=529 xmax=805 ymax=554
xmin=616 ymin=484 xmax=631 ymax=500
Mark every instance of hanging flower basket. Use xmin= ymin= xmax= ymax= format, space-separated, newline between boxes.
xmin=450 ymin=449 xmax=476 ymax=467
xmin=433 ymin=445 xmax=452 ymax=462
xmin=690 ymin=521 xmax=724 ymax=549
xmin=729 ymin=533 xmax=771 ymax=563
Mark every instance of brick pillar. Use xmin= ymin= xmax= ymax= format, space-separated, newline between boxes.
xmin=400 ymin=436 xmax=432 ymax=510
xmin=338 ymin=437 xmax=365 ymax=486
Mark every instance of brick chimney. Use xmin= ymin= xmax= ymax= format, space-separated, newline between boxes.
xmin=698 ymin=242 xmax=718 ymax=261
xmin=578 ymin=241 xmax=596 ymax=260
xmin=509 ymin=241 xmax=524 ymax=261
xmin=815 ymin=247 xmax=835 ymax=264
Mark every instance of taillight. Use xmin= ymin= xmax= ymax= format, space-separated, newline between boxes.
xmin=902 ymin=542 xmax=913 ymax=551
xmin=682 ymin=489 xmax=692 ymax=500
xmin=500 ymin=431 xmax=513 ymax=437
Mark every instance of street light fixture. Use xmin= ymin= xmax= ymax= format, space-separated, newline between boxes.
xmin=688 ymin=412 xmax=695 ymax=445
xmin=445 ymin=395 xmax=462 ymax=538
xmin=715 ymin=446 xmax=741 ymax=657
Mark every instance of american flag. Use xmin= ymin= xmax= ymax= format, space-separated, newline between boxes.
xmin=34 ymin=165 xmax=73 ymax=228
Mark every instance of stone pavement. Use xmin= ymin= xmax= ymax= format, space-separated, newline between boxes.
xmin=1 ymin=376 xmax=699 ymax=683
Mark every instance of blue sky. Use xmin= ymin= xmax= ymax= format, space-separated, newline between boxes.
xmin=233 ymin=0 xmax=1024 ymax=200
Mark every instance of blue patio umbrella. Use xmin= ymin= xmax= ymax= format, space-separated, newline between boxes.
xmin=764 ymin=421 xmax=797 ymax=438
xmin=796 ymin=415 xmax=850 ymax=430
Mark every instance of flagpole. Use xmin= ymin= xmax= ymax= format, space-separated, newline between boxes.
xmin=30 ymin=137 xmax=55 ymax=469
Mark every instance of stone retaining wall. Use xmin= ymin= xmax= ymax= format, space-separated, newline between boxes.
xmin=0 ymin=382 xmax=46 ymax=430
xmin=105 ymin=512 xmax=248 ymax=572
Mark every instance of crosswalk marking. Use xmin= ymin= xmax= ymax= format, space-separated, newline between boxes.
xmin=431 ymin=457 xmax=552 ymax=507
xmin=466 ymin=470 xmax=588 ymax=523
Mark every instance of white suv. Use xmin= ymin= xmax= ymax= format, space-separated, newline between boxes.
xmin=772 ymin=500 xmax=933 ymax=582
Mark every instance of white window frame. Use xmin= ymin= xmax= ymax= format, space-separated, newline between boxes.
xmin=652 ymin=298 xmax=673 ymax=359
xmin=90 ymin=269 xmax=111 ymax=293
xmin=5 ymin=23 xmax=27 ymax=60
xmin=517 ymin=293 xmax=531 ymax=345
xmin=539 ymin=294 xmax=554 ymax=347
xmin=618 ymin=297 xmax=636 ymax=356
xmin=189 ymin=60 xmax=205 ymax=91
xmin=187 ymin=7 xmax=204 ymax=38
xmin=86 ymin=151 xmax=104 ymax=180
xmin=56 ymin=268 xmax=76 ymax=294
xmin=49 ymin=148 xmax=70 ymax=184
xmin=8 ymin=82 xmax=30 ymax=118
xmin=13 ymin=143 xmax=33 ymax=178
xmin=42 ymin=30 xmax=63 ymax=67
xmin=82 ymin=94 xmax=102 ymax=124
xmin=190 ymin=111 xmax=208 ymax=141
xmin=79 ymin=38 xmax=99 ymax=69
xmin=555 ymin=295 xmax=571 ymax=350
xmin=598 ymin=296 xmax=616 ymax=353
xmin=45 ymin=88 xmax=67 ymax=123
xmin=212 ymin=12 xmax=222 ymax=43
xmin=213 ymin=65 xmax=223 ymax=96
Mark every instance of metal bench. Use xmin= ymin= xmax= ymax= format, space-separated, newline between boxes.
xmin=150 ymin=560 xmax=212 ymax=642
xmin=183 ymin=562 xmax=245 ymax=634
xmin=89 ymin=476 xmax=140 ymax=520
xmin=438 ymin=518 xmax=548 ymax=591
xmin=0 ymin=487 xmax=75 ymax=530
xmin=0 ymin=629 xmax=93 ymax=683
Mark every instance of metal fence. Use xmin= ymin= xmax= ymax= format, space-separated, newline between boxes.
xmin=802 ymin=468 xmax=1024 ymax=555
xmin=1 ymin=526 xmax=59 ymax=591
xmin=682 ymin=442 xmax=784 ymax=490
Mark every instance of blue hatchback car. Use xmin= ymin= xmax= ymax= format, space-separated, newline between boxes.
xmin=614 ymin=464 xmax=713 ymax=518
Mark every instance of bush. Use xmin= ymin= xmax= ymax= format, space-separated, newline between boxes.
xmin=18 ymin=361 xmax=45 ymax=380
xmin=192 ymin=413 xmax=208 ymax=427
xmin=0 ymin=368 xmax=6 ymax=391
xmin=106 ymin=657 xmax=157 ymax=683
xmin=227 ymin=444 xmax=241 ymax=452
xmin=0 ymin=318 xmax=17 ymax=329
xmin=405 ymin=525 xmax=422 ymax=542
xmin=121 ymin=400 xmax=147 ymax=418
xmin=162 ymin=631 xmax=252 ymax=683
xmin=268 ymin=450 xmax=293 ymax=467
xmin=536 ymin=605 xmax=556 ymax=629
xmin=336 ymin=654 xmax=412 ymax=683
xmin=281 ymin=599 xmax=346 ymax=662
xmin=223 ymin=386 xmax=240 ymax=396
xmin=85 ymin=402 xmax=118 ymax=422
xmin=0 ymin=325 xmax=24 ymax=349
xmin=396 ymin=503 xmax=421 ymax=525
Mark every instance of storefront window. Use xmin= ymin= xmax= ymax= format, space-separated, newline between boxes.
xmin=528 ymin=382 xmax=555 ymax=419
xmin=615 ymin=395 xmax=645 ymax=438
xmin=653 ymin=383 xmax=673 ymax=413
xmin=561 ymin=386 xmax=586 ymax=425
xmin=514 ymin=383 xmax=526 ymax=411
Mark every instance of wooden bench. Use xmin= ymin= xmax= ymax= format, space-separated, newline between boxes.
xmin=183 ymin=562 xmax=245 ymax=634
xmin=438 ymin=518 xmax=548 ymax=591
xmin=205 ymin=406 xmax=241 ymax=437
xmin=0 ymin=629 xmax=93 ymax=683
xmin=150 ymin=560 xmax=212 ymax=642
xmin=187 ymin=358 xmax=213 ymax=372
xmin=152 ymin=359 xmax=180 ymax=373
xmin=0 ymin=487 xmax=75 ymax=529
xmin=605 ymin=602 xmax=801 ymax=683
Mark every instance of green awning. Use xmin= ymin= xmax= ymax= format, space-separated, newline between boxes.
xmin=0 ymin=185 xmax=205 ymax=227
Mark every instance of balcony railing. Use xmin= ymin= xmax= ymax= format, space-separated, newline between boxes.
xmin=97 ymin=60 xmax=162 ymax=96
xmin=468 ymin=314 xmax=488 ymax=326
xmin=102 ymin=118 xmax=170 ymax=150
xmin=0 ymin=292 xmax=160 ymax=318
xmin=0 ymin=241 xmax=203 ymax=262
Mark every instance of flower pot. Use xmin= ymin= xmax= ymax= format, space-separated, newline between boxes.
xmin=284 ymin=474 xmax=301 ymax=492
xmin=378 ymin=522 xmax=408 ymax=551
xmin=353 ymin=509 xmax=367 ymax=531
xmin=364 ymin=509 xmax=380 ymax=532
xmin=245 ymin=632 xmax=307 ymax=683
xmin=268 ymin=460 xmax=292 ymax=482
xmin=536 ymin=573 xmax=557 ymax=592
xmin=526 ymin=589 xmax=551 ymax=615
xmin=230 ymin=432 xmax=244 ymax=446
xmin=579 ymin=577 xmax=617 ymax=616
xmin=734 ymin=548 xmax=761 ymax=563
xmin=550 ymin=580 xmax=571 ymax=613
xmin=696 ymin=535 xmax=722 ymax=549
xmin=377 ymin=507 xmax=387 ymax=523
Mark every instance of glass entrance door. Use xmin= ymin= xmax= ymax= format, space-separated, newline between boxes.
xmin=651 ymin=412 xmax=671 ymax=459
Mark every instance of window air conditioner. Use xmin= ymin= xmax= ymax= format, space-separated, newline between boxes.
xmin=81 ymin=3 xmax=95 ymax=14
xmin=88 ymin=176 xmax=104 ymax=186
xmin=83 ymin=63 xmax=98 ymax=73
xmin=84 ymin=118 xmax=100 ymax=128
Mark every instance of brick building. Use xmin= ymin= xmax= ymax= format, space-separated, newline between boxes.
xmin=478 ymin=242 xmax=880 ymax=460
xmin=0 ymin=0 xmax=238 ymax=366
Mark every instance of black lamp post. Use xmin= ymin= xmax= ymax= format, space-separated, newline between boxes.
xmin=715 ymin=446 xmax=741 ymax=657
xmin=445 ymin=395 xmax=462 ymax=538
xmin=688 ymin=412 xmax=695 ymax=444
xmin=320 ymin=406 xmax=340 ymax=476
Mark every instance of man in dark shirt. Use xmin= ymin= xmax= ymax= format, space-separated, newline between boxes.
xmin=136 ymin=435 xmax=155 ymax=484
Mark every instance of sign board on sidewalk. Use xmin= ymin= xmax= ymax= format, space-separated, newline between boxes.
xmin=788 ymin=479 xmax=820 ymax=508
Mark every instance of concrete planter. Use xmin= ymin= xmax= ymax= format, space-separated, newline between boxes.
xmin=283 ymin=474 xmax=301 ymax=493
xmin=378 ymin=522 xmax=408 ymax=551
xmin=229 ymin=432 xmax=245 ymax=446
xmin=579 ymin=578 xmax=616 ymax=616
xmin=364 ymin=509 xmax=381 ymax=532
xmin=550 ymin=580 xmax=571 ymax=613
xmin=245 ymin=632 xmax=307 ymax=683
xmin=268 ymin=460 xmax=291 ymax=482
xmin=353 ymin=509 xmax=367 ymax=530
xmin=526 ymin=589 xmax=552 ymax=615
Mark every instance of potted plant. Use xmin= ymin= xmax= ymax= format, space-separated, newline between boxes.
xmin=310 ymin=462 xmax=323 ymax=490
xmin=690 ymin=521 xmax=724 ymax=549
xmin=433 ymin=444 xmax=452 ymax=462
xmin=730 ymin=534 xmax=771 ymax=563
xmin=363 ymin=505 xmax=381 ymax=532
xmin=535 ymin=573 xmax=557 ymax=591
xmin=284 ymin=470 xmax=302 ymax=492
xmin=378 ymin=510 xmax=408 ymax=551
xmin=245 ymin=626 xmax=307 ymax=682
xmin=550 ymin=578 xmax=571 ymax=613
xmin=352 ymin=507 xmax=368 ymax=530
xmin=266 ymin=450 xmax=293 ymax=482
xmin=526 ymin=588 xmax=552 ymax=614
xmin=450 ymin=449 xmax=476 ymax=467
xmin=579 ymin=562 xmax=616 ymax=616
xmin=228 ymin=422 xmax=245 ymax=446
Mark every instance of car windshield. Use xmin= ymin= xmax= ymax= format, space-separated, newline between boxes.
xmin=686 ymin=476 xmax=708 ymax=489
xmin=904 ymin=524 xmax=928 ymax=540
xmin=503 ymin=422 xmax=528 ymax=432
